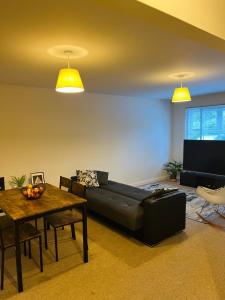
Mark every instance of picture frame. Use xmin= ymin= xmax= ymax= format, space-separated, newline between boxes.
xmin=30 ymin=172 xmax=45 ymax=185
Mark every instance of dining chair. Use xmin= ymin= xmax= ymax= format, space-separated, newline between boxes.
xmin=0 ymin=215 xmax=12 ymax=231
xmin=0 ymin=216 xmax=43 ymax=290
xmin=0 ymin=177 xmax=5 ymax=215
xmin=43 ymin=177 xmax=83 ymax=262
xmin=59 ymin=176 xmax=72 ymax=191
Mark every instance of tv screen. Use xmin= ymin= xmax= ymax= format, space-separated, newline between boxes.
xmin=183 ymin=140 xmax=225 ymax=175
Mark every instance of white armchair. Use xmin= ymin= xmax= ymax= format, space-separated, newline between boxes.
xmin=196 ymin=186 xmax=225 ymax=227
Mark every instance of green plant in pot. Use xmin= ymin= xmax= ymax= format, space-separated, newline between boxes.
xmin=9 ymin=175 xmax=26 ymax=188
xmin=164 ymin=161 xmax=182 ymax=181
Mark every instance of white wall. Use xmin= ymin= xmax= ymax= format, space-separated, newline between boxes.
xmin=171 ymin=92 xmax=225 ymax=161
xmin=0 ymin=84 xmax=171 ymax=188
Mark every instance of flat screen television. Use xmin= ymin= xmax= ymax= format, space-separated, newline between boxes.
xmin=183 ymin=140 xmax=225 ymax=175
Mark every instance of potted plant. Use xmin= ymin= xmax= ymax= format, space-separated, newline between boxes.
xmin=9 ymin=175 xmax=26 ymax=188
xmin=164 ymin=161 xmax=182 ymax=181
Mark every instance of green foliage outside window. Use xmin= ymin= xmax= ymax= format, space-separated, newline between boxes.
xmin=185 ymin=105 xmax=225 ymax=140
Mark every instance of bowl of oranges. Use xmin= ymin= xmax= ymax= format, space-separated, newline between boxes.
xmin=21 ymin=183 xmax=45 ymax=200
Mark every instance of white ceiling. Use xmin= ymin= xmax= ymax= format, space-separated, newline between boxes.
xmin=0 ymin=0 xmax=225 ymax=98
xmin=138 ymin=0 xmax=225 ymax=41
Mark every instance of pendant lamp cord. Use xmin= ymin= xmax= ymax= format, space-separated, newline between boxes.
xmin=67 ymin=53 xmax=70 ymax=68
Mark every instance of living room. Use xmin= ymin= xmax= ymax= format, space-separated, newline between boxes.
xmin=0 ymin=1 xmax=225 ymax=299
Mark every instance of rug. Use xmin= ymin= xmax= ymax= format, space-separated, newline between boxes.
xmin=142 ymin=182 xmax=225 ymax=225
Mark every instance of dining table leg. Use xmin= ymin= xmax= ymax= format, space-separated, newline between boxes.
xmin=14 ymin=221 xmax=23 ymax=292
xmin=82 ymin=202 xmax=88 ymax=263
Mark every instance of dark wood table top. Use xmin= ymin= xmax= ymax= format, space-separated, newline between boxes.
xmin=0 ymin=183 xmax=86 ymax=222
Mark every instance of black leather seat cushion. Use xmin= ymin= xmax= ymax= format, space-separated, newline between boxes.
xmin=86 ymin=187 xmax=144 ymax=231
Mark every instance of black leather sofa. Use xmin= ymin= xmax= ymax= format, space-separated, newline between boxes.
xmin=71 ymin=171 xmax=186 ymax=245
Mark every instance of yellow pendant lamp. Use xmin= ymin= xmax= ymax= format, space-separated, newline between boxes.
xmin=172 ymin=82 xmax=191 ymax=103
xmin=56 ymin=51 xmax=84 ymax=93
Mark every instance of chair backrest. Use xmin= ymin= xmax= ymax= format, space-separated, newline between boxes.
xmin=0 ymin=216 xmax=13 ymax=249
xmin=71 ymin=181 xmax=86 ymax=198
xmin=59 ymin=176 xmax=72 ymax=191
xmin=0 ymin=224 xmax=3 ymax=248
xmin=0 ymin=177 xmax=5 ymax=191
xmin=0 ymin=230 xmax=3 ymax=249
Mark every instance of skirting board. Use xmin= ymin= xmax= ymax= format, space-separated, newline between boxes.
xmin=131 ymin=175 xmax=169 ymax=187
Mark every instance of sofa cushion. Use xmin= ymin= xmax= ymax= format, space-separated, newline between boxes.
xmin=96 ymin=171 xmax=109 ymax=185
xmin=86 ymin=187 xmax=144 ymax=231
xmin=102 ymin=180 xmax=153 ymax=202
xmin=76 ymin=170 xmax=99 ymax=187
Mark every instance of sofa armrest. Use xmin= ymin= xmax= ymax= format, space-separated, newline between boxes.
xmin=142 ymin=191 xmax=186 ymax=245
xmin=71 ymin=181 xmax=86 ymax=198
xmin=143 ymin=190 xmax=184 ymax=204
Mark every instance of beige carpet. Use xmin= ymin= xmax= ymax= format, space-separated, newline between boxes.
xmin=1 ymin=215 xmax=225 ymax=300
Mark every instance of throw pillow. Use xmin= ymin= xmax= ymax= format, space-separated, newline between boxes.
xmin=76 ymin=170 xmax=99 ymax=187
xmin=76 ymin=170 xmax=81 ymax=181
xmin=96 ymin=171 xmax=109 ymax=185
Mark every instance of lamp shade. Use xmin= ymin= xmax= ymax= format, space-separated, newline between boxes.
xmin=172 ymin=87 xmax=191 ymax=103
xmin=56 ymin=68 xmax=84 ymax=93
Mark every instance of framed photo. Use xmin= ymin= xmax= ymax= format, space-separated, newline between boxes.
xmin=31 ymin=172 xmax=45 ymax=185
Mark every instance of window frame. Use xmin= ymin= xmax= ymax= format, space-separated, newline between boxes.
xmin=185 ymin=104 xmax=225 ymax=141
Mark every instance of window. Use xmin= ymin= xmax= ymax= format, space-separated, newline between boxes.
xmin=185 ymin=105 xmax=225 ymax=140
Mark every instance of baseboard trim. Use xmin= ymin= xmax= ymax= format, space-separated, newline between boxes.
xmin=131 ymin=175 xmax=169 ymax=187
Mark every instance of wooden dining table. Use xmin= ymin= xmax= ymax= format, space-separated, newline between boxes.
xmin=0 ymin=183 xmax=88 ymax=292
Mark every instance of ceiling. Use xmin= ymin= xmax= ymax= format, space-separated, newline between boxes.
xmin=0 ymin=0 xmax=225 ymax=99
xmin=138 ymin=0 xmax=225 ymax=41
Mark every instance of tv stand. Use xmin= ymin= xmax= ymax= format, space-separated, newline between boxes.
xmin=180 ymin=171 xmax=225 ymax=189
